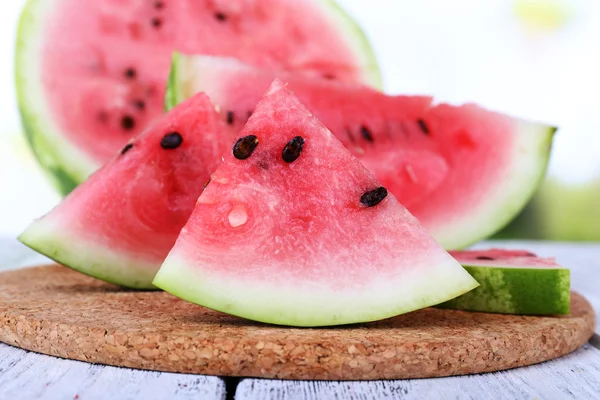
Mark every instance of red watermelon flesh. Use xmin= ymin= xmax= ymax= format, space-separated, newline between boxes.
xmin=18 ymin=92 xmax=229 ymax=289
xmin=153 ymin=79 xmax=478 ymax=327
xmin=17 ymin=0 xmax=380 ymax=194
xmin=168 ymin=54 xmax=556 ymax=249
xmin=450 ymin=249 xmax=559 ymax=267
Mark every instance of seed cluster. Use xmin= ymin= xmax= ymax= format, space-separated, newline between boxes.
xmin=151 ymin=1 xmax=164 ymax=28
xmin=230 ymin=134 xmax=387 ymax=208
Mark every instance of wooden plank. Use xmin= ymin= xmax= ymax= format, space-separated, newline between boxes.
xmin=236 ymin=344 xmax=600 ymax=400
xmin=0 ymin=343 xmax=226 ymax=400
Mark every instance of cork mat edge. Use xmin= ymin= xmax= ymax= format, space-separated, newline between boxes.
xmin=0 ymin=265 xmax=595 ymax=380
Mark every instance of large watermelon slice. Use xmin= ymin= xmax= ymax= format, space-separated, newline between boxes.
xmin=440 ymin=249 xmax=570 ymax=315
xmin=16 ymin=0 xmax=380 ymax=195
xmin=167 ymin=54 xmax=556 ymax=249
xmin=153 ymin=80 xmax=479 ymax=327
xmin=18 ymin=92 xmax=229 ymax=289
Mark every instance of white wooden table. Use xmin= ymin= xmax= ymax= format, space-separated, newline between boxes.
xmin=1 ymin=238 xmax=598 ymax=400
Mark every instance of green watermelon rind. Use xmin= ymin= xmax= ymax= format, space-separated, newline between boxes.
xmin=153 ymin=254 xmax=479 ymax=327
xmin=437 ymin=263 xmax=570 ymax=315
xmin=15 ymin=0 xmax=99 ymax=196
xmin=18 ymin=218 xmax=158 ymax=289
xmin=165 ymin=52 xmax=184 ymax=111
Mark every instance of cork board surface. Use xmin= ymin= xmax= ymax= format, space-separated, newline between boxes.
xmin=0 ymin=265 xmax=595 ymax=380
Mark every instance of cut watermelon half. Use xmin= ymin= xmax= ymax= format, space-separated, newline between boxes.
xmin=18 ymin=92 xmax=229 ymax=289
xmin=153 ymin=80 xmax=479 ymax=327
xmin=16 ymin=0 xmax=380 ymax=195
xmin=439 ymin=249 xmax=570 ymax=315
xmin=167 ymin=54 xmax=556 ymax=249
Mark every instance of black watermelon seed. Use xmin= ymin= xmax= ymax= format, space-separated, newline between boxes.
xmin=282 ymin=136 xmax=305 ymax=163
xmin=121 ymin=143 xmax=134 ymax=155
xmin=124 ymin=68 xmax=136 ymax=79
xmin=121 ymin=115 xmax=136 ymax=131
xmin=233 ymin=135 xmax=259 ymax=160
xmin=360 ymin=125 xmax=374 ymax=142
xmin=215 ymin=12 xmax=227 ymax=21
xmin=475 ymin=256 xmax=495 ymax=260
xmin=203 ymin=178 xmax=211 ymax=190
xmin=154 ymin=1 xmax=164 ymax=9
xmin=161 ymin=132 xmax=183 ymax=149
xmin=525 ymin=252 xmax=536 ymax=257
xmin=151 ymin=18 xmax=162 ymax=28
xmin=360 ymin=187 xmax=387 ymax=207
xmin=417 ymin=119 xmax=430 ymax=135
xmin=133 ymin=100 xmax=145 ymax=110
xmin=226 ymin=111 xmax=234 ymax=125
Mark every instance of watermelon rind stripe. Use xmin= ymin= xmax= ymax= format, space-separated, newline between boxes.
xmin=15 ymin=0 xmax=99 ymax=196
xmin=153 ymin=252 xmax=479 ymax=327
xmin=18 ymin=218 xmax=158 ymax=289
xmin=437 ymin=263 xmax=570 ymax=315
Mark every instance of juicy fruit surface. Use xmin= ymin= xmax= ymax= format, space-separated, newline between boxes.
xmin=17 ymin=0 xmax=380 ymax=194
xmin=450 ymin=249 xmax=559 ymax=267
xmin=154 ymin=80 xmax=478 ymax=327
xmin=169 ymin=55 xmax=556 ymax=249
xmin=440 ymin=249 xmax=570 ymax=315
xmin=19 ymin=93 xmax=229 ymax=289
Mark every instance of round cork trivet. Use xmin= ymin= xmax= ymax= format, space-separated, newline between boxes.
xmin=0 ymin=265 xmax=595 ymax=380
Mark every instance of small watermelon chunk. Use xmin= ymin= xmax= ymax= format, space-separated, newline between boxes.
xmin=153 ymin=80 xmax=479 ymax=327
xmin=16 ymin=0 xmax=380 ymax=195
xmin=438 ymin=249 xmax=570 ymax=315
xmin=18 ymin=93 xmax=229 ymax=289
xmin=167 ymin=54 xmax=556 ymax=250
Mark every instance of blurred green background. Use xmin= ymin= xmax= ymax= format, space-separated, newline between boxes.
xmin=1 ymin=0 xmax=599 ymax=242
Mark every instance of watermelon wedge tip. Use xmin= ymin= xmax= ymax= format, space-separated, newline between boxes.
xmin=18 ymin=92 xmax=230 ymax=289
xmin=153 ymin=79 xmax=479 ymax=327
xmin=165 ymin=53 xmax=556 ymax=250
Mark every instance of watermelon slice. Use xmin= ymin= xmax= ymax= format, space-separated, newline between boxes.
xmin=18 ymin=92 xmax=229 ymax=289
xmin=167 ymin=54 xmax=556 ymax=249
xmin=438 ymin=249 xmax=570 ymax=315
xmin=153 ymin=80 xmax=479 ymax=327
xmin=16 ymin=0 xmax=380 ymax=195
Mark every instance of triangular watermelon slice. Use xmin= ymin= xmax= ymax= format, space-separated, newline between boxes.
xmin=153 ymin=80 xmax=479 ymax=327
xmin=19 ymin=92 xmax=229 ymax=289
xmin=439 ymin=249 xmax=570 ymax=315
xmin=167 ymin=54 xmax=556 ymax=250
